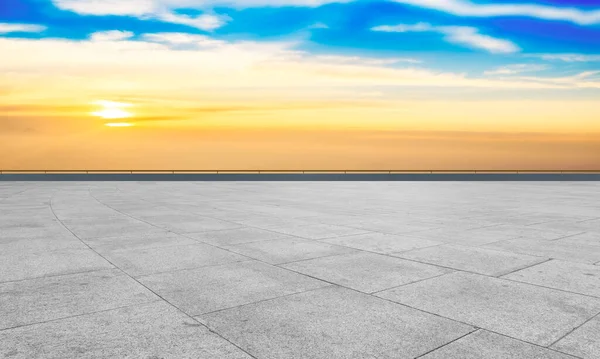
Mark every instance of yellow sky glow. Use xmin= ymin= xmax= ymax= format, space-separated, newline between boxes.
xmin=1 ymin=34 xmax=599 ymax=169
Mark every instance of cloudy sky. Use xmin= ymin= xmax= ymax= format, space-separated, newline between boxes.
xmin=1 ymin=0 xmax=599 ymax=169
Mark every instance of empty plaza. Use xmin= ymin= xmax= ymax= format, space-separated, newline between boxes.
xmin=1 ymin=181 xmax=599 ymax=358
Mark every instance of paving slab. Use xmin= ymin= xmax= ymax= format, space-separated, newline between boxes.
xmin=557 ymin=232 xmax=600 ymax=247
xmin=503 ymin=260 xmax=600 ymax=298
xmin=376 ymin=272 xmax=600 ymax=346
xmin=343 ymin=219 xmax=439 ymax=235
xmin=199 ymin=286 xmax=474 ymax=359
xmin=102 ymin=243 xmax=248 ymax=277
xmin=137 ymin=214 xmax=241 ymax=233
xmin=322 ymin=232 xmax=443 ymax=254
xmin=282 ymin=251 xmax=452 ymax=293
xmin=0 ymin=248 xmax=113 ymax=283
xmin=421 ymin=330 xmax=577 ymax=359
xmin=138 ymin=260 xmax=329 ymax=315
xmin=485 ymin=238 xmax=600 ymax=264
xmin=478 ymin=224 xmax=584 ymax=241
xmin=0 ymin=236 xmax=88 ymax=253
xmin=186 ymin=227 xmax=294 ymax=246
xmin=267 ymin=223 xmax=370 ymax=240
xmin=0 ymin=269 xmax=157 ymax=329
xmin=551 ymin=315 xmax=600 ymax=359
xmin=224 ymin=237 xmax=358 ymax=264
xmin=0 ymin=301 xmax=253 ymax=359
xmin=411 ymin=227 xmax=524 ymax=246
xmin=84 ymin=231 xmax=197 ymax=253
xmin=62 ymin=221 xmax=165 ymax=240
xmin=395 ymin=244 xmax=547 ymax=276
xmin=527 ymin=219 xmax=600 ymax=234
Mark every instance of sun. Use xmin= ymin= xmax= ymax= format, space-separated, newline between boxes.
xmin=91 ymin=100 xmax=134 ymax=119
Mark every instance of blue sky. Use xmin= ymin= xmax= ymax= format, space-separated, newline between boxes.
xmin=1 ymin=0 xmax=599 ymax=101
xmin=2 ymin=1 xmax=600 ymax=61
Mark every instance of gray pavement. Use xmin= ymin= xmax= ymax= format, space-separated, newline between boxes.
xmin=0 ymin=181 xmax=599 ymax=358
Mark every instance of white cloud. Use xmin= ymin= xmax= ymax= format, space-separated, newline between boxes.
xmin=372 ymin=22 xmax=433 ymax=33
xmin=53 ymin=0 xmax=230 ymax=30
xmin=1 ymin=34 xmax=594 ymax=97
xmin=314 ymin=55 xmax=421 ymax=65
xmin=484 ymin=64 xmax=549 ymax=76
xmin=158 ymin=12 xmax=230 ymax=31
xmin=372 ymin=23 xmax=520 ymax=54
xmin=53 ymin=0 xmax=156 ymax=16
xmin=393 ymin=0 xmax=600 ymax=26
xmin=0 ymin=23 xmax=47 ymax=34
xmin=142 ymin=32 xmax=226 ymax=46
xmin=534 ymin=54 xmax=600 ymax=62
xmin=51 ymin=0 xmax=346 ymax=18
xmin=90 ymin=30 xmax=135 ymax=41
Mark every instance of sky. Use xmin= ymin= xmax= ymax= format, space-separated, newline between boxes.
xmin=1 ymin=0 xmax=600 ymax=170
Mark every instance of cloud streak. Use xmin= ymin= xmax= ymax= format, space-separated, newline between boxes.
xmin=52 ymin=0 xmax=230 ymax=30
xmin=393 ymin=0 xmax=600 ymax=26
xmin=372 ymin=23 xmax=520 ymax=54
xmin=0 ymin=23 xmax=47 ymax=34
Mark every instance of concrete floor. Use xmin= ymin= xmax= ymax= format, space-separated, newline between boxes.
xmin=1 ymin=181 xmax=599 ymax=359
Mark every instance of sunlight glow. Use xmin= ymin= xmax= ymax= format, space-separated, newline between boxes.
xmin=105 ymin=122 xmax=134 ymax=127
xmin=91 ymin=100 xmax=134 ymax=119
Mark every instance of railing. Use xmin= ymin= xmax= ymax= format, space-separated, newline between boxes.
xmin=1 ymin=170 xmax=600 ymax=174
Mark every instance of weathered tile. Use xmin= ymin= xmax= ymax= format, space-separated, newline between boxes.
xmin=140 ymin=214 xmax=241 ymax=233
xmin=224 ymin=237 xmax=357 ymax=264
xmin=187 ymin=227 xmax=293 ymax=246
xmin=102 ymin=243 xmax=247 ymax=277
xmin=503 ymin=260 xmax=600 ymax=297
xmin=395 ymin=244 xmax=547 ymax=276
xmin=485 ymin=238 xmax=600 ymax=264
xmin=557 ymin=232 xmax=600 ymax=247
xmin=89 ymin=231 xmax=197 ymax=252
xmin=282 ymin=252 xmax=452 ymax=293
xmin=138 ymin=260 xmax=328 ymax=315
xmin=411 ymin=227 xmax=523 ymax=246
xmin=376 ymin=272 xmax=600 ymax=346
xmin=199 ymin=286 xmax=474 ymax=359
xmin=322 ymin=232 xmax=442 ymax=254
xmin=0 ymin=301 xmax=253 ymax=359
xmin=0 ymin=248 xmax=113 ymax=283
xmin=552 ymin=316 xmax=600 ymax=359
xmin=421 ymin=330 xmax=577 ymax=359
xmin=0 ymin=269 xmax=157 ymax=329
xmin=267 ymin=223 xmax=369 ymax=240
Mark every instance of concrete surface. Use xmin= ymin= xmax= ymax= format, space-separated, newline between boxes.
xmin=1 ymin=181 xmax=600 ymax=358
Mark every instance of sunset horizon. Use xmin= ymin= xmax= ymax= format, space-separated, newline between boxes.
xmin=1 ymin=0 xmax=599 ymax=169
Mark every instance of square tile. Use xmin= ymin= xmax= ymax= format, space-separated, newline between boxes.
xmin=503 ymin=260 xmax=600 ymax=297
xmin=411 ymin=227 xmax=522 ymax=246
xmin=199 ymin=286 xmax=474 ymax=359
xmin=268 ymin=223 xmax=369 ymax=240
xmin=187 ymin=227 xmax=293 ymax=246
xmin=395 ymin=244 xmax=547 ymax=276
xmin=138 ymin=260 xmax=328 ymax=315
xmin=89 ymin=231 xmax=197 ymax=252
xmin=0 ymin=301 xmax=253 ymax=359
xmin=0 ymin=269 xmax=157 ymax=329
xmin=102 ymin=243 xmax=248 ymax=277
xmin=376 ymin=272 xmax=600 ymax=346
xmin=421 ymin=330 xmax=577 ymax=359
xmin=282 ymin=252 xmax=452 ymax=293
xmin=551 ymin=316 xmax=600 ymax=359
xmin=224 ymin=237 xmax=357 ymax=264
xmin=140 ymin=214 xmax=241 ymax=233
xmin=485 ymin=238 xmax=600 ymax=264
xmin=322 ymin=232 xmax=442 ymax=254
xmin=0 ymin=248 xmax=113 ymax=283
